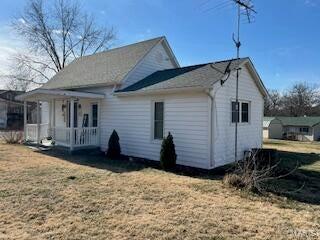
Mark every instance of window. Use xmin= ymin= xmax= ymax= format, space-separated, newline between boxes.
xmin=231 ymin=102 xmax=239 ymax=123
xmin=231 ymin=101 xmax=250 ymax=123
xmin=299 ymin=127 xmax=309 ymax=133
xmin=154 ymin=102 xmax=164 ymax=139
xmin=241 ymin=102 xmax=249 ymax=123
xmin=92 ymin=104 xmax=98 ymax=127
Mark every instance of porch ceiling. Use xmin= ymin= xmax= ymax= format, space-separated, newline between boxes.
xmin=16 ymin=89 xmax=105 ymax=102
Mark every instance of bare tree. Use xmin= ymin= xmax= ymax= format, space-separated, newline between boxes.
xmin=5 ymin=0 xmax=115 ymax=88
xmin=282 ymin=82 xmax=319 ymax=117
xmin=264 ymin=89 xmax=283 ymax=116
xmin=264 ymin=83 xmax=320 ymax=117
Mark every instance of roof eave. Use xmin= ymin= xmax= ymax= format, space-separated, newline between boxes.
xmin=16 ymin=89 xmax=105 ymax=101
xmin=114 ymin=86 xmax=207 ymax=97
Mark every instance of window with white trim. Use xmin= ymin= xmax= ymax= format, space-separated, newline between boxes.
xmin=153 ymin=102 xmax=164 ymax=139
xmin=231 ymin=100 xmax=250 ymax=123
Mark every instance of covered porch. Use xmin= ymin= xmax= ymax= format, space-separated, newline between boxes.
xmin=16 ymin=89 xmax=105 ymax=151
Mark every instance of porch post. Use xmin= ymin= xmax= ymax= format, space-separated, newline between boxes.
xmin=98 ymin=100 xmax=101 ymax=145
xmin=52 ymin=99 xmax=56 ymax=138
xmin=48 ymin=101 xmax=52 ymax=136
xmin=36 ymin=100 xmax=40 ymax=145
xmin=70 ymin=98 xmax=75 ymax=152
xmin=23 ymin=101 xmax=27 ymax=141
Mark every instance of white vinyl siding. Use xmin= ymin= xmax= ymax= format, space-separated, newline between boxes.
xmin=121 ymin=42 xmax=176 ymax=89
xmin=80 ymin=87 xmax=210 ymax=169
xmin=211 ymin=64 xmax=264 ymax=167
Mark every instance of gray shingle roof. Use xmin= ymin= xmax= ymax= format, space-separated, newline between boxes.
xmin=116 ymin=58 xmax=249 ymax=93
xmin=42 ymin=37 xmax=164 ymax=89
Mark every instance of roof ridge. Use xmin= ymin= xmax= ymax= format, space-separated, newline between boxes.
xmin=151 ymin=57 xmax=250 ymax=73
xmin=79 ymin=36 xmax=164 ymax=60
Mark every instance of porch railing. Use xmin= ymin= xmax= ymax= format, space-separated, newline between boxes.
xmin=25 ymin=123 xmax=49 ymax=142
xmin=51 ymin=127 xmax=99 ymax=147
xmin=74 ymin=127 xmax=99 ymax=146
xmin=25 ymin=125 xmax=99 ymax=148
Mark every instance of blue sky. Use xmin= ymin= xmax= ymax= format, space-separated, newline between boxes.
xmin=0 ymin=0 xmax=319 ymax=90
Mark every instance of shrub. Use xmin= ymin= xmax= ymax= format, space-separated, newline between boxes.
xmin=2 ymin=131 xmax=23 ymax=144
xmin=106 ymin=130 xmax=121 ymax=159
xmin=223 ymin=173 xmax=246 ymax=189
xmin=160 ymin=132 xmax=177 ymax=170
xmin=223 ymin=149 xmax=296 ymax=193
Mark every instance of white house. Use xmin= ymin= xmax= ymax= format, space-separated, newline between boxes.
xmin=264 ymin=116 xmax=320 ymax=141
xmin=16 ymin=36 xmax=268 ymax=169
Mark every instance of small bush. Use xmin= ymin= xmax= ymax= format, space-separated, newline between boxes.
xmin=106 ymin=130 xmax=121 ymax=159
xmin=2 ymin=131 xmax=23 ymax=144
xmin=223 ymin=149 xmax=296 ymax=193
xmin=160 ymin=132 xmax=177 ymax=170
xmin=223 ymin=173 xmax=251 ymax=191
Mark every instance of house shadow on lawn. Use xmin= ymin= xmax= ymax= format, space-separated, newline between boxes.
xmin=39 ymin=148 xmax=148 ymax=174
xmin=265 ymin=151 xmax=320 ymax=205
xmin=38 ymin=147 xmax=224 ymax=180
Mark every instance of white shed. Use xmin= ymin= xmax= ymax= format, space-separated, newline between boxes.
xmin=263 ymin=117 xmax=283 ymax=139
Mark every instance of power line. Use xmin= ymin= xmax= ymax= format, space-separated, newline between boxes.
xmin=201 ymin=0 xmax=235 ymax=14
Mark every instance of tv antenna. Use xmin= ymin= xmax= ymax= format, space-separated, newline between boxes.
xmin=201 ymin=0 xmax=257 ymax=162
xmin=232 ymin=0 xmax=256 ymax=162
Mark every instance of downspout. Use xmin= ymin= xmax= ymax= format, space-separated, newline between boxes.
xmin=205 ymin=89 xmax=214 ymax=168
xmin=205 ymin=83 xmax=222 ymax=169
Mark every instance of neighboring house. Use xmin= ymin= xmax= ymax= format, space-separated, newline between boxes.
xmin=263 ymin=117 xmax=283 ymax=139
xmin=0 ymin=90 xmax=36 ymax=129
xmin=264 ymin=116 xmax=320 ymax=141
xmin=17 ymin=36 xmax=268 ymax=169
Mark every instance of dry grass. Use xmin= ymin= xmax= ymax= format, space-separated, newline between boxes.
xmin=264 ymin=139 xmax=320 ymax=154
xmin=0 ymin=144 xmax=320 ymax=239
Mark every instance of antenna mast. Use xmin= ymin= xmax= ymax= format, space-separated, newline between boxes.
xmin=232 ymin=0 xmax=256 ymax=162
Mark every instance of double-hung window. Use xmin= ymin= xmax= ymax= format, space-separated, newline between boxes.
xmin=153 ymin=102 xmax=164 ymax=140
xmin=231 ymin=100 xmax=250 ymax=123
